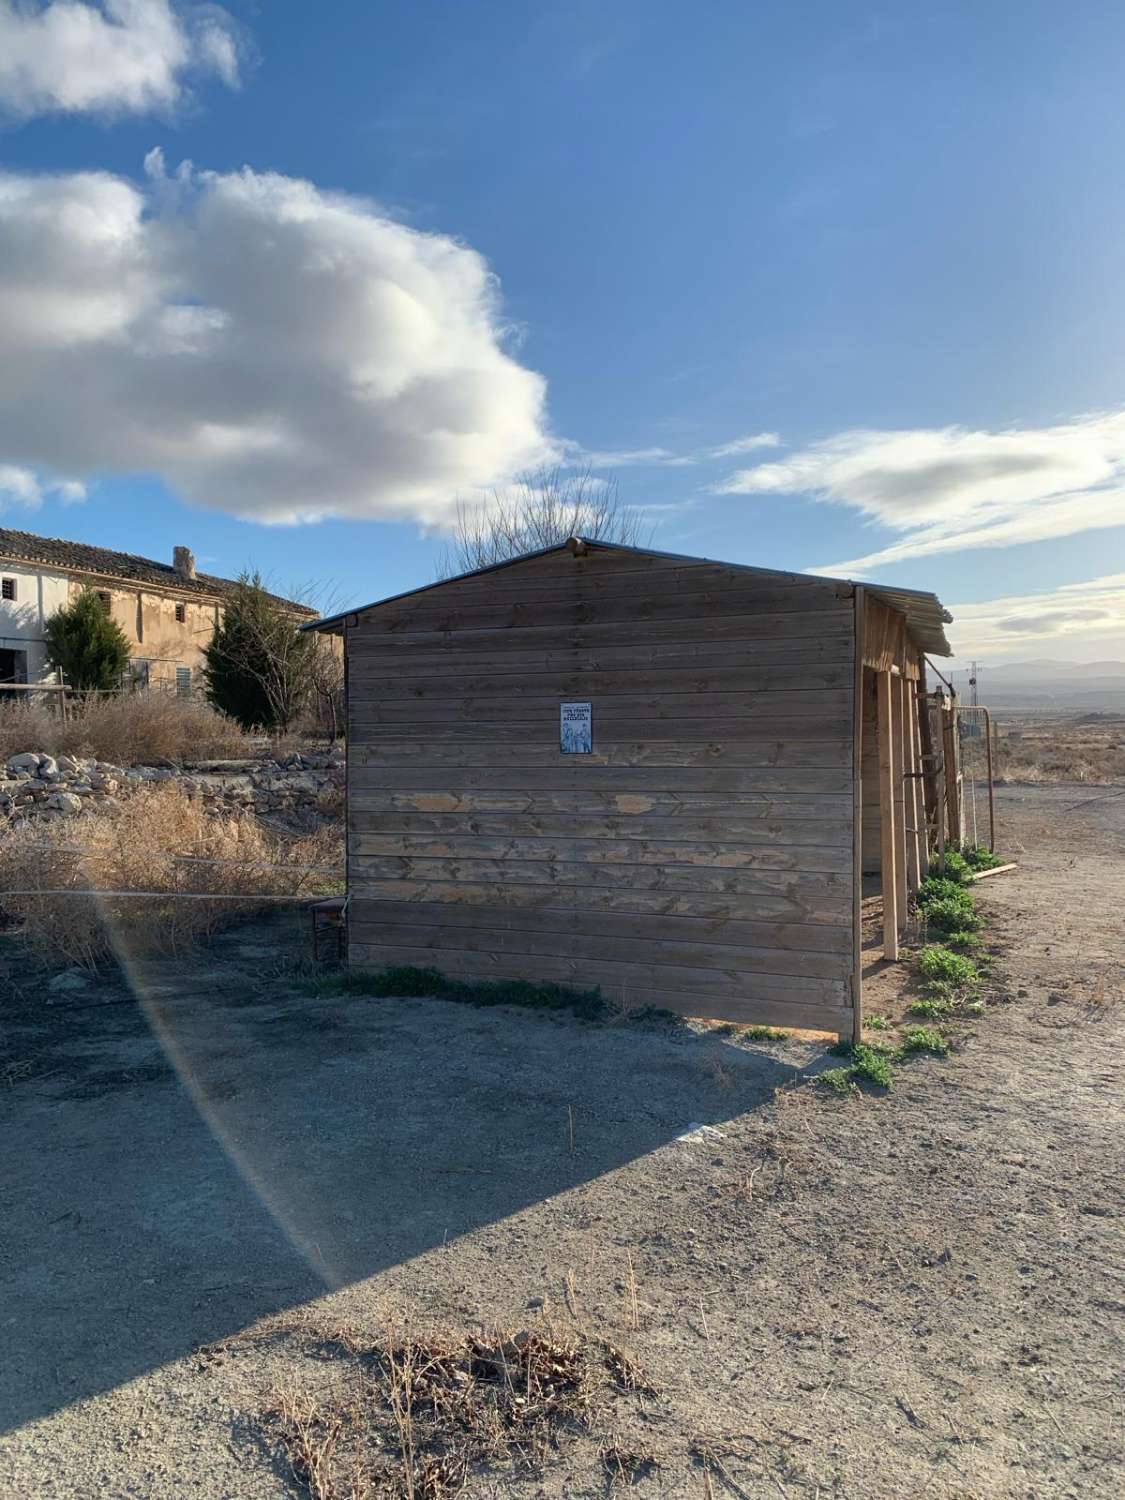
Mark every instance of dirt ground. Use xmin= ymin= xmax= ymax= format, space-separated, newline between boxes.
xmin=1 ymin=784 xmax=1123 ymax=1499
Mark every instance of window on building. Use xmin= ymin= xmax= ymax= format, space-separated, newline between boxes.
xmin=175 ymin=602 xmax=186 ymax=623
xmin=96 ymin=591 xmax=111 ymax=613
xmin=1 ymin=577 xmax=15 ymax=602
xmin=175 ymin=665 xmax=192 ymax=698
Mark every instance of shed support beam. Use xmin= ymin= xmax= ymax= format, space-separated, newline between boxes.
xmin=903 ymin=676 xmax=922 ymax=892
xmin=913 ymin=689 xmax=930 ymax=879
xmin=876 ymin=669 xmax=899 ymax=961
xmin=892 ymin=672 xmax=909 ymax=924
xmin=850 ymin=586 xmax=865 ymax=1043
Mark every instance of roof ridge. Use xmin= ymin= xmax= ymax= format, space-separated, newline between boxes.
xmin=303 ymin=536 xmax=953 ymax=655
xmin=0 ymin=525 xmax=315 ymax=614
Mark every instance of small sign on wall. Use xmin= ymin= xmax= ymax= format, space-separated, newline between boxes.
xmin=560 ymin=701 xmax=592 ymax=754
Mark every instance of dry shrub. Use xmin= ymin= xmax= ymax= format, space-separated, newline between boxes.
xmin=0 ymin=700 xmax=59 ymax=763
xmin=996 ymin=716 xmax=1125 ymax=784
xmin=0 ymin=785 xmax=342 ymax=969
xmin=258 ymin=1319 xmax=656 ymax=1500
xmin=0 ymin=693 xmax=251 ymax=767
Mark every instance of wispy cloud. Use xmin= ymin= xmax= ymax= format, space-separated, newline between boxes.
xmin=712 ymin=413 xmax=1125 ymax=572
xmin=949 ymin=572 xmax=1125 ymax=654
xmin=707 ymin=432 xmax=781 ymax=459
xmin=0 ymin=0 xmax=245 ymax=120
xmin=0 ymin=464 xmax=86 ymax=508
xmin=623 ymin=498 xmax=700 ymax=515
xmin=577 ymin=445 xmax=697 ymax=469
xmin=574 ymin=431 xmax=780 ymax=470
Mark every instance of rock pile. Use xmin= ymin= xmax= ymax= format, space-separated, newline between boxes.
xmin=1 ymin=749 xmax=345 ymax=824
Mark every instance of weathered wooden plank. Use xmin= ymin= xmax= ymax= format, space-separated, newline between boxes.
xmin=350 ymin=921 xmax=846 ymax=982
xmin=345 ymin=938 xmax=850 ymax=1004
xmin=351 ymin=716 xmax=855 ymax=744
xmin=346 ymin=766 xmax=853 ymax=793
xmin=358 ymin=585 xmax=850 ymax=635
xmin=348 ymin=790 xmax=852 ymax=818
xmin=397 ymin=561 xmax=829 ymax=609
xmin=344 ymin=632 xmax=856 ymax=679
xmin=346 ymin=877 xmax=852 ymax=927
xmin=349 ymin=687 xmax=853 ymax=724
xmin=449 ymin=548 xmax=823 ymax=592
xmin=347 ymin=833 xmax=852 ymax=872
xmin=345 ymin=607 xmax=853 ymax=656
xmin=347 ymin=662 xmax=854 ymax=700
xmin=351 ymin=740 xmax=853 ymax=770
xmin=347 ymin=941 xmax=852 ymax=1031
xmin=349 ymin=898 xmax=853 ymax=955
xmin=348 ymin=857 xmax=850 ymax=904
xmin=347 ymin=812 xmax=854 ymax=848
xmin=876 ymin=669 xmax=899 ymax=961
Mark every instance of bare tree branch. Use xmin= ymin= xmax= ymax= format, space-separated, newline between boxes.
xmin=437 ymin=467 xmax=653 ymax=578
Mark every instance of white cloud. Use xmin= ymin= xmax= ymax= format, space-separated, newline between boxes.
xmin=713 ymin=415 xmax=1125 ymax=572
xmin=0 ymin=0 xmax=243 ymax=119
xmin=578 ymin=446 xmax=696 ymax=469
xmin=708 ymin=431 xmax=780 ymax=458
xmin=0 ymin=464 xmax=86 ymax=508
xmin=574 ymin=433 xmax=780 ymax=470
xmin=0 ymin=159 xmax=552 ymax=526
xmin=949 ymin=572 xmax=1125 ymax=655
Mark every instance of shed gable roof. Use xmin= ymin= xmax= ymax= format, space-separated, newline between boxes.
xmin=305 ymin=537 xmax=953 ymax=656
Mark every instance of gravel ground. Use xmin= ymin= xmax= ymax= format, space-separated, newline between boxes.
xmin=0 ymin=784 xmax=1122 ymax=1498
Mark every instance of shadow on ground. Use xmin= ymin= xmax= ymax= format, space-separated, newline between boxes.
xmin=0 ymin=913 xmax=819 ymax=1435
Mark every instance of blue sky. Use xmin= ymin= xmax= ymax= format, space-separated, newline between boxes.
xmin=1 ymin=0 xmax=1124 ymax=663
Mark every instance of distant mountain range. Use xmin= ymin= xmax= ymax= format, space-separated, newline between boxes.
xmin=947 ymin=660 xmax=1125 ymax=712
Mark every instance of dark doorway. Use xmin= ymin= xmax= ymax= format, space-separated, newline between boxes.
xmin=0 ymin=647 xmax=28 ymax=695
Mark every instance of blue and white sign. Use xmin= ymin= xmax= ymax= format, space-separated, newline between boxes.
xmin=560 ymin=701 xmax=592 ymax=754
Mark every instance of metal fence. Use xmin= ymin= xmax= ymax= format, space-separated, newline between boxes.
xmin=954 ymin=705 xmax=996 ymax=852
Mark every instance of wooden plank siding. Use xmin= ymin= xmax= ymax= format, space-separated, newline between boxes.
xmin=345 ymin=546 xmax=860 ymax=1036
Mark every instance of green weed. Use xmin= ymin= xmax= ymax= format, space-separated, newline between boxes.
xmin=827 ymin=1038 xmax=893 ymax=1087
xmin=865 ymin=1015 xmax=891 ymax=1031
xmin=916 ymin=946 xmax=980 ymax=988
xmin=917 ymin=875 xmax=969 ymax=906
xmin=738 ymin=1024 xmax=785 ymax=1042
xmin=909 ymin=996 xmax=951 ymax=1019
xmin=944 ymin=929 xmax=983 ymax=951
xmin=925 ymin=896 xmax=983 ymax=934
xmin=900 ymin=1025 xmax=950 ymax=1056
xmin=933 ymin=849 xmax=973 ymax=884
xmin=818 ymin=1067 xmax=855 ymax=1095
xmin=961 ymin=843 xmax=1005 ymax=872
xmin=850 ymin=1043 xmax=894 ymax=1088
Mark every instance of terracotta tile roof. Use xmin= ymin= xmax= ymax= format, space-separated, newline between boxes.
xmin=0 ymin=527 xmax=315 ymax=615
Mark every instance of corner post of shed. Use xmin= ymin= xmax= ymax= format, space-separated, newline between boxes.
xmin=850 ymin=585 xmax=865 ymax=1043
xmin=876 ymin=667 xmax=899 ymax=961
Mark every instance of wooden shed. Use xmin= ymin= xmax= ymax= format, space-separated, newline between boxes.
xmin=307 ymin=540 xmax=953 ymax=1040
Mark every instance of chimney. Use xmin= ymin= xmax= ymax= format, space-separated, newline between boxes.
xmin=173 ymin=545 xmax=196 ymax=580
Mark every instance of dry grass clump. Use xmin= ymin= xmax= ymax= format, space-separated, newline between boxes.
xmin=258 ymin=1320 xmax=656 ymax=1500
xmin=0 ymin=701 xmax=57 ymax=762
xmin=0 ymin=784 xmax=341 ymax=969
xmin=0 ymin=693 xmax=251 ymax=766
xmin=996 ymin=716 xmax=1125 ymax=784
